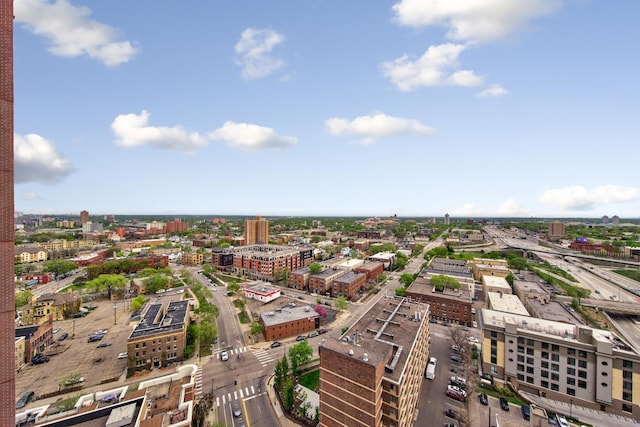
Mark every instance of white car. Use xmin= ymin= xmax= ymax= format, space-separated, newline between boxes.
xmin=221 ymin=350 xmax=229 ymax=361
xmin=472 ymin=321 xmax=478 ymax=328
xmin=118 ymin=352 xmax=128 ymax=359
xmin=467 ymin=336 xmax=479 ymax=344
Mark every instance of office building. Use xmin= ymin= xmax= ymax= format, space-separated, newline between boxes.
xmin=80 ymin=210 xmax=89 ymax=224
xmin=244 ymin=215 xmax=269 ymax=245
xmin=547 ymin=221 xmax=566 ymax=240
xmin=319 ymin=296 xmax=430 ymax=427
xmin=482 ymin=308 xmax=640 ymax=417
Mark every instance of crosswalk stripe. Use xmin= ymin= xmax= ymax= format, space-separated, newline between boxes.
xmin=216 ymin=397 xmax=220 ymax=407
xmin=251 ymin=386 xmax=255 ymax=394
xmin=234 ymin=391 xmax=238 ymax=400
xmin=245 ymin=387 xmax=250 ymax=396
xmin=239 ymin=389 xmax=244 ymax=398
xmin=222 ymin=395 xmax=226 ymax=405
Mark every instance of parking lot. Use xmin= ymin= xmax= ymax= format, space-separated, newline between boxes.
xmin=15 ymin=297 xmax=133 ymax=403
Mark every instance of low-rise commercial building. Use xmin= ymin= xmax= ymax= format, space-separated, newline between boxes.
xmin=259 ymin=305 xmax=320 ymax=341
xmin=181 ymin=252 xmax=204 ymax=266
xmin=482 ymin=308 xmax=640 ymax=417
xmin=21 ymin=292 xmax=82 ymax=325
xmin=15 ymin=319 xmax=54 ymax=361
xmin=332 ymin=271 xmax=367 ymax=300
xmin=309 ymin=268 xmax=346 ymax=296
xmin=319 ymin=296 xmax=430 ymax=427
xmin=487 ymin=292 xmax=530 ymax=316
xmin=244 ymin=281 xmax=281 ymax=303
xmin=470 ymin=258 xmax=509 ymax=281
xmin=482 ymin=275 xmax=512 ymax=295
xmin=288 ymin=267 xmax=311 ymax=292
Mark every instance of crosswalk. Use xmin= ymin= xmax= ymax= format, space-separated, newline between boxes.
xmin=252 ymin=348 xmax=276 ymax=367
xmin=215 ymin=385 xmax=265 ymax=407
xmin=216 ymin=346 xmax=247 ymax=359
xmin=194 ymin=366 xmax=203 ymax=398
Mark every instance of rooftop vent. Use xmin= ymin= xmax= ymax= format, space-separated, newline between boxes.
xmin=363 ymin=353 xmax=368 ymax=362
xmin=348 ymin=349 xmax=354 ymax=356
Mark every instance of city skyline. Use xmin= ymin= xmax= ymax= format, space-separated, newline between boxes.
xmin=13 ymin=1 xmax=640 ymax=218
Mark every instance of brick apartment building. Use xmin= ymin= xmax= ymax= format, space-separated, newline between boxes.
xmin=354 ymin=261 xmax=384 ymax=281
xmin=319 ymin=296 xmax=430 ymax=427
xmin=244 ymin=216 xmax=269 ymax=245
xmin=127 ymin=300 xmax=190 ymax=373
xmin=332 ymin=271 xmax=367 ymax=300
xmin=182 ymin=252 xmax=204 ymax=266
xmin=15 ymin=318 xmax=54 ymax=361
xmin=288 ymin=267 xmax=311 ymax=292
xmin=309 ymin=268 xmax=346 ymax=296
xmin=406 ymin=276 xmax=473 ymax=325
xmin=212 ymin=244 xmax=313 ymax=281
xmin=20 ymin=292 xmax=82 ymax=324
xmin=260 ymin=305 xmax=320 ymax=341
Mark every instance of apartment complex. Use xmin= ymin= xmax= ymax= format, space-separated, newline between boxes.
xmin=406 ymin=276 xmax=473 ymax=325
xmin=482 ymin=308 xmax=640 ymax=417
xmin=244 ymin=215 xmax=269 ymax=245
xmin=309 ymin=268 xmax=346 ymax=296
xmin=15 ymin=319 xmax=54 ymax=361
xmin=127 ymin=300 xmax=190 ymax=373
xmin=14 ymin=246 xmax=48 ymax=264
xmin=547 ymin=221 xmax=566 ymax=240
xmin=319 ymin=296 xmax=430 ymax=427
xmin=80 ymin=210 xmax=89 ymax=224
xmin=212 ymin=244 xmax=313 ymax=281
xmin=181 ymin=252 xmax=204 ymax=266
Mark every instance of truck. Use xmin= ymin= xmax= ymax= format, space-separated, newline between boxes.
xmin=425 ymin=357 xmax=437 ymax=380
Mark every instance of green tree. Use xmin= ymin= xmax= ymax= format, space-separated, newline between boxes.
xmin=395 ymin=287 xmax=407 ymax=297
xmin=86 ymin=274 xmax=127 ymax=299
xmin=395 ymin=252 xmax=409 ymax=269
xmin=399 ymin=273 xmax=415 ymax=286
xmin=505 ymin=273 xmax=515 ymax=287
xmin=430 ymin=274 xmax=461 ymax=291
xmin=227 ymin=282 xmax=240 ymax=294
xmin=130 ymin=295 xmax=147 ymax=312
xmin=289 ymin=340 xmax=313 ymax=376
xmin=335 ymin=296 xmax=349 ymax=311
xmin=274 ymin=358 xmax=285 ymax=389
xmin=15 ymin=290 xmax=33 ymax=309
xmin=507 ymin=256 xmax=528 ymax=272
xmin=250 ymin=322 xmax=264 ymax=337
xmin=145 ymin=274 xmax=169 ymax=294
xmin=309 ymin=263 xmax=322 ymax=274
xmin=43 ymin=260 xmax=78 ymax=277
xmin=283 ymin=378 xmax=295 ymax=410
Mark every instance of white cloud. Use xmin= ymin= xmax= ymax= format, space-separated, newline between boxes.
xmin=496 ymin=198 xmax=531 ymax=216
xmin=14 ymin=0 xmax=137 ymax=66
xmin=111 ymin=111 xmax=208 ymax=152
xmin=23 ymin=192 xmax=42 ymax=201
xmin=14 ymin=133 xmax=75 ymax=185
xmin=325 ymin=112 xmax=435 ymax=144
xmin=539 ymin=185 xmax=639 ymax=211
xmin=234 ymin=28 xmax=285 ymax=79
xmin=381 ymin=43 xmax=483 ymax=91
xmin=210 ymin=121 xmax=298 ymax=151
xmin=452 ymin=203 xmax=485 ymax=216
xmin=391 ymin=0 xmax=561 ymax=43
xmin=477 ymin=84 xmax=508 ymax=97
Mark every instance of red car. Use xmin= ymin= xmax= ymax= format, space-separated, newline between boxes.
xmin=446 ymin=388 xmax=465 ymax=402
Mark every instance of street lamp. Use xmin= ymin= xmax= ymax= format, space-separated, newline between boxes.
xmin=570 ymin=398 xmax=573 ymax=419
xmin=113 ymin=303 xmax=117 ymax=325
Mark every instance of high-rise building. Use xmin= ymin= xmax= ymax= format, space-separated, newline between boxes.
xmin=319 ymin=296 xmax=430 ymax=426
xmin=547 ymin=221 xmax=565 ymax=240
xmin=80 ymin=210 xmax=89 ymax=224
xmin=0 ymin=1 xmax=15 ymax=423
xmin=444 ymin=213 xmax=450 ymax=225
xmin=612 ymin=215 xmax=620 ymax=225
xmin=244 ymin=215 xmax=269 ymax=245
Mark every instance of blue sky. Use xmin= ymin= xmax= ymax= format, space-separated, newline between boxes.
xmin=13 ymin=0 xmax=640 ymax=218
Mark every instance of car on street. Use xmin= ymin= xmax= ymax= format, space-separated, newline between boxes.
xmin=445 ymin=408 xmax=457 ymax=419
xmin=221 ymin=350 xmax=229 ymax=361
xmin=97 ymin=342 xmax=111 ymax=348
xmin=88 ymin=334 xmax=104 ymax=343
xmin=53 ymin=328 xmax=60 ymax=334
xmin=271 ymin=341 xmax=282 ymax=348
xmin=308 ymin=331 xmax=319 ymax=338
xmin=58 ymin=332 xmax=68 ymax=341
xmin=479 ymin=393 xmax=489 ymax=406
xmin=16 ymin=390 xmax=34 ymax=409
xmin=31 ymin=354 xmax=49 ymax=364
xmin=232 ymin=401 xmax=242 ymax=417
xmin=450 ymin=354 xmax=463 ymax=363
xmin=500 ymin=397 xmax=510 ymax=411
xmin=296 ymin=335 xmax=306 ymax=341
xmin=318 ymin=328 xmax=328 ymax=334
xmin=444 ymin=424 xmax=458 ymax=427
xmin=118 ymin=352 xmax=128 ymax=359
xmin=472 ymin=321 xmax=478 ymax=328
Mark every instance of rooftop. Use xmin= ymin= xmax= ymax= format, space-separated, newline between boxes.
xmin=130 ymin=300 xmax=189 ymax=339
xmin=260 ymin=304 xmax=319 ymax=327
xmin=487 ymin=292 xmax=530 ymax=316
xmin=334 ymin=271 xmax=366 ymax=284
xmin=406 ymin=276 xmax=472 ymax=302
xmin=245 ymin=280 xmax=279 ymax=295
xmin=482 ymin=275 xmax=511 ymax=288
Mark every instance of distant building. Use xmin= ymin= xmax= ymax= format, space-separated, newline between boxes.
xmin=366 ymin=251 xmax=396 ymax=270
xmin=260 ymin=305 xmax=320 ymax=341
xmin=166 ymin=218 xmax=189 ymax=233
xmin=212 ymin=244 xmax=313 ymax=281
xmin=470 ymin=258 xmax=510 ymax=282
xmin=319 ymin=296 xmax=430 ymax=427
xmin=547 ymin=221 xmax=565 ymax=240
xmin=244 ymin=281 xmax=281 ymax=303
xmin=244 ymin=216 xmax=269 ymax=245
xmin=444 ymin=213 xmax=450 ymax=225
xmin=612 ymin=215 xmax=620 ymax=225
xmin=21 ymin=292 xmax=82 ymax=324
xmin=127 ymin=300 xmax=190 ymax=373
xmin=80 ymin=210 xmax=89 ymax=224
xmin=14 ymin=246 xmax=48 ymax=264
xmin=181 ymin=252 xmax=204 ymax=266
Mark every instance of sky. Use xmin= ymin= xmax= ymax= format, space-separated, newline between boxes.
xmin=12 ymin=0 xmax=640 ymax=218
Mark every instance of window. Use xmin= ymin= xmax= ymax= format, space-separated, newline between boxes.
xmin=568 ymin=348 xmax=576 ymax=356
xmin=567 ymin=388 xmax=576 ymax=396
xmin=542 ymin=361 xmax=549 ymax=369
xmin=623 ymin=381 xmax=632 ymax=391
xmin=541 ymin=380 xmax=549 ymax=389
xmin=567 ymin=367 xmax=576 ymax=376
xmin=541 ymin=342 xmax=549 ymax=349
xmin=568 ymin=378 xmax=576 ymax=385
xmin=541 ymin=370 xmax=549 ymax=378
xmin=491 ymin=331 xmax=498 ymax=338
xmin=527 ymin=348 xmax=534 ymax=355
xmin=578 ymin=360 xmax=587 ymax=369
xmin=527 ymin=366 xmax=534 ymax=374
xmin=518 ymin=355 xmax=525 ymax=362
xmin=518 ymin=364 xmax=525 ymax=372
xmin=578 ymin=380 xmax=587 ymax=389
xmin=542 ymin=351 xmax=549 ymax=359
xmin=601 ymin=382 xmax=608 ymax=388
xmin=527 ymin=357 xmax=535 ymax=365
xmin=568 ymin=358 xmax=576 ymax=366
xmin=518 ymin=337 xmax=524 ymax=344
xmin=578 ymin=370 xmax=587 ymax=379
xmin=526 ymin=376 xmax=534 ymax=384
xmin=623 ymin=371 xmax=633 ymax=379
xmin=517 ymin=373 xmax=525 ymax=381
xmin=552 ymin=344 xmax=560 ymax=352
xmin=551 ymin=373 xmax=560 ymax=381
xmin=623 ymin=391 xmax=633 ymax=402
xmin=518 ymin=346 xmax=525 ymax=354
xmin=551 ymin=383 xmax=559 ymax=391
xmin=551 ymin=354 xmax=560 ymax=362
xmin=601 ymin=372 xmax=608 ymax=377
xmin=508 ymin=339 xmax=514 ymax=344
xmin=527 ymin=339 xmax=534 ymax=346
xmin=601 ymin=360 xmax=609 ymax=366
xmin=623 ymin=360 xmax=633 ymax=369
xmin=552 ymin=364 xmax=560 ymax=372
xmin=578 ymin=350 xmax=587 ymax=358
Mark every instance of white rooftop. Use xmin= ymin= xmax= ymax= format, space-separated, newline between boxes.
xmin=487 ymin=292 xmax=530 ymax=316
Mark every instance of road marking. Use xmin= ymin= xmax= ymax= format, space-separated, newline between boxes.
xmin=216 ymin=396 xmax=220 ymax=407
xmin=222 ymin=395 xmax=226 ymax=405
xmin=250 ymin=386 xmax=255 ymax=394
xmin=246 ymin=387 xmax=250 ymax=396
xmin=239 ymin=389 xmax=244 ymax=398
xmin=244 ymin=392 xmax=266 ymax=402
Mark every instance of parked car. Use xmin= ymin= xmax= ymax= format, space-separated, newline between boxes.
xmin=318 ymin=328 xmax=328 ymax=334
xmin=446 ymin=388 xmax=465 ymax=402
xmin=118 ymin=352 xmax=128 ymax=359
xmin=444 ymin=408 xmax=457 ymax=419
xmin=97 ymin=342 xmax=111 ymax=348
xmin=450 ymin=376 xmax=467 ymax=389
xmin=271 ymin=341 xmax=282 ymax=348
xmin=88 ymin=334 xmax=104 ymax=343
xmin=472 ymin=321 xmax=478 ymax=328
xmin=450 ymin=354 xmax=463 ymax=363
xmin=500 ymin=397 xmax=510 ymax=411
xmin=296 ymin=335 xmax=306 ymax=341
xmin=16 ymin=390 xmax=34 ymax=409
xmin=444 ymin=424 xmax=457 ymax=427
xmin=53 ymin=328 xmax=60 ymax=334
xmin=31 ymin=354 xmax=49 ymax=365
xmin=479 ymin=393 xmax=489 ymax=406
xmin=308 ymin=331 xmax=319 ymax=338
xmin=64 ymin=376 xmax=85 ymax=386
xmin=58 ymin=332 xmax=68 ymax=341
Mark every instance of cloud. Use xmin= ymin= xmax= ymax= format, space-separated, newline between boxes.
xmin=496 ymin=198 xmax=531 ymax=216
xmin=14 ymin=133 xmax=75 ymax=185
xmin=539 ymin=185 xmax=639 ymax=211
xmin=22 ymin=192 xmax=42 ymax=201
xmin=111 ymin=111 xmax=208 ymax=152
xmin=210 ymin=121 xmax=298 ymax=151
xmin=325 ymin=112 xmax=435 ymax=144
xmin=452 ymin=203 xmax=485 ymax=216
xmin=391 ymin=0 xmax=561 ymax=43
xmin=234 ymin=28 xmax=285 ymax=79
xmin=14 ymin=0 xmax=137 ymax=66
xmin=477 ymin=84 xmax=508 ymax=97
xmin=381 ymin=43 xmax=483 ymax=91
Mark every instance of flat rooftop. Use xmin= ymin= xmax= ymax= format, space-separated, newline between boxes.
xmin=323 ymin=296 xmax=429 ymax=384
xmin=482 ymin=275 xmax=511 ymax=289
xmin=130 ymin=300 xmax=189 ymax=339
xmin=245 ymin=281 xmax=278 ymax=294
xmin=334 ymin=271 xmax=366 ymax=284
xmin=261 ymin=304 xmax=319 ymax=327
xmin=487 ymin=292 xmax=530 ymax=316
xmin=407 ymin=277 xmax=472 ymax=302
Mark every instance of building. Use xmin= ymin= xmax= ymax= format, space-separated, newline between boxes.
xmin=319 ymin=296 xmax=430 ymax=427
xmin=127 ymin=300 xmax=190 ymax=373
xmin=406 ymin=276 xmax=473 ymax=325
xmin=244 ymin=281 xmax=281 ymax=303
xmin=213 ymin=244 xmax=313 ymax=281
xmin=547 ymin=221 xmax=566 ymax=240
xmin=244 ymin=215 xmax=269 ymax=245
xmin=487 ymin=292 xmax=530 ymax=316
xmin=482 ymin=275 xmax=513 ymax=295
xmin=15 ymin=336 xmax=25 ymax=372
xmin=166 ymin=218 xmax=189 ymax=233
xmin=473 ymin=262 xmax=511 ymax=282
xmin=260 ymin=304 xmax=320 ymax=341
xmin=211 ymin=247 xmax=234 ymax=271
xmin=309 ymin=268 xmax=346 ymax=296
xmin=612 ymin=215 xmax=620 ymax=225
xmin=288 ymin=267 xmax=311 ymax=292
xmin=21 ymin=292 xmax=82 ymax=324
xmin=181 ymin=252 xmax=204 ymax=266
xmin=444 ymin=213 xmax=450 ymax=225
xmin=354 ymin=261 xmax=384 ymax=282
xmin=15 ymin=319 xmax=54 ymax=361
xmin=80 ymin=210 xmax=89 ymax=224
xmin=332 ymin=271 xmax=367 ymax=300
xmin=14 ymin=246 xmax=48 ymax=264
xmin=481 ymin=308 xmax=640 ymax=417
xmin=366 ymin=252 xmax=396 ymax=270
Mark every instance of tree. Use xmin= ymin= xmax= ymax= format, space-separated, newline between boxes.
xmin=399 ymin=273 xmax=415 ymax=286
xmin=15 ymin=290 xmax=33 ymax=309
xmin=335 ymin=296 xmax=348 ymax=311
xmin=227 ymin=282 xmax=240 ymax=294
xmin=505 ymin=273 xmax=515 ymax=287
xmin=250 ymin=322 xmax=264 ymax=337
xmin=43 ymin=260 xmax=78 ymax=277
xmin=145 ymin=274 xmax=169 ymax=294
xmin=314 ymin=305 xmax=327 ymax=318
xmin=395 ymin=252 xmax=408 ymax=270
xmin=130 ymin=295 xmax=147 ymax=312
xmin=309 ymin=263 xmax=322 ymax=274
xmin=86 ymin=274 xmax=127 ymax=299
xmin=283 ymin=378 xmax=295 ymax=410
xmin=507 ymin=256 xmax=528 ymax=272
xmin=430 ymin=274 xmax=461 ymax=291
xmin=289 ymin=340 xmax=313 ymax=377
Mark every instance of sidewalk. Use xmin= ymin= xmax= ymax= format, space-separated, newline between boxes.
xmin=521 ymin=392 xmax=639 ymax=427
xmin=265 ymin=374 xmax=301 ymax=427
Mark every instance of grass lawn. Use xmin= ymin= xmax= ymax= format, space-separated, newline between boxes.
xmin=613 ymin=269 xmax=640 ymax=283
xmin=299 ymin=370 xmax=319 ymax=391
